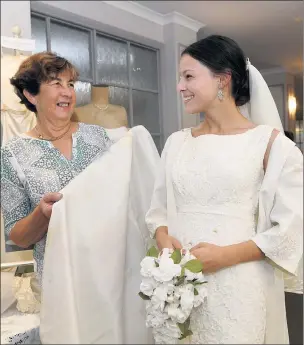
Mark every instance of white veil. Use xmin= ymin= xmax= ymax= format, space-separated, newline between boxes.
xmin=239 ymin=59 xmax=284 ymax=132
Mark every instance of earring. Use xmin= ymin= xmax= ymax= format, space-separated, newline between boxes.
xmin=217 ymin=88 xmax=224 ymax=101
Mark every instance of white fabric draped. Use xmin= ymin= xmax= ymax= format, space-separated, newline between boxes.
xmin=1 ymin=108 xmax=36 ymax=147
xmin=239 ymin=62 xmax=303 ymax=295
xmin=40 ymin=126 xmax=158 ymax=344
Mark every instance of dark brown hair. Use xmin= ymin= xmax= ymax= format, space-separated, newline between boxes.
xmin=10 ymin=52 xmax=79 ymax=113
xmin=182 ymin=35 xmax=250 ymax=106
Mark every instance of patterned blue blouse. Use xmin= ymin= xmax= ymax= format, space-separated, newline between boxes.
xmin=1 ymin=122 xmax=112 ymax=283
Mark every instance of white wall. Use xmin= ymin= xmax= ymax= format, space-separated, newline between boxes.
xmin=261 ymin=69 xmax=297 ymax=132
xmin=286 ymin=73 xmax=296 ymax=133
xmin=38 ymin=0 xmax=164 ymax=42
xmin=161 ymin=23 xmax=198 ymax=139
xmin=1 ymin=1 xmax=31 ymax=38
xmin=295 ymin=76 xmax=303 ymax=121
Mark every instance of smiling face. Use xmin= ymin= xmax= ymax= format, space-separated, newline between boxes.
xmin=177 ymin=54 xmax=221 ymax=114
xmin=24 ymin=69 xmax=76 ymax=122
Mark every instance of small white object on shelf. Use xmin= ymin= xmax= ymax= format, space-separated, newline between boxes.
xmin=1 ymin=25 xmax=35 ymax=52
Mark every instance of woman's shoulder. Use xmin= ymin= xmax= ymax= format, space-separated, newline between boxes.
xmin=77 ymin=122 xmax=105 ymax=130
xmin=77 ymin=122 xmax=109 ymax=136
xmin=76 ymin=123 xmax=114 ymax=150
xmin=168 ymin=128 xmax=190 ymax=139
xmin=1 ymin=135 xmax=28 ymax=154
xmin=266 ymin=128 xmax=302 ymax=169
xmin=165 ymin=128 xmax=190 ymax=144
xmin=270 ymin=128 xmax=297 ymax=151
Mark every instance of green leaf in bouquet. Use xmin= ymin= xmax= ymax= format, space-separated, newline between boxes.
xmin=178 ymin=317 xmax=192 ymax=340
xmin=180 ymin=267 xmax=185 ymax=277
xmin=138 ymin=292 xmax=150 ymax=300
xmin=179 ymin=333 xmax=187 ymax=340
xmin=177 ymin=317 xmax=190 ymax=333
xmin=189 ymin=280 xmax=207 ymax=286
xmin=184 ymin=316 xmax=190 ymax=330
xmin=179 ymin=330 xmax=193 ymax=340
xmin=176 ymin=276 xmax=185 ymax=286
xmin=183 ymin=259 xmax=203 ymax=273
xmin=170 ymin=249 xmax=182 ymax=264
xmin=194 ymin=288 xmax=199 ymax=296
xmin=146 ymin=246 xmax=159 ymax=258
xmin=177 ymin=322 xmax=185 ymax=334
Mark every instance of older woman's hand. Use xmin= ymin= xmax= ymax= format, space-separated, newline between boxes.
xmin=39 ymin=192 xmax=63 ymax=219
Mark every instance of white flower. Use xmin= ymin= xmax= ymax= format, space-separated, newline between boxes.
xmin=160 ymin=248 xmax=172 ymax=259
xmin=166 ymin=303 xmax=189 ymax=324
xmin=146 ymin=312 xmax=167 ymax=329
xmin=184 ymin=269 xmax=206 ymax=283
xmin=164 ymin=319 xmax=182 ymax=339
xmin=152 ymin=253 xmax=181 ymax=282
xmin=151 ymin=285 xmax=169 ymax=311
xmin=153 ymin=329 xmax=178 ymax=344
xmin=153 ymin=320 xmax=181 ymax=343
xmin=167 ymin=288 xmax=182 ymax=304
xmin=151 ymin=295 xmax=165 ymax=312
xmin=166 ymin=294 xmax=175 ymax=303
xmin=140 ymin=256 xmax=156 ymax=277
xmin=179 ymin=284 xmax=194 ymax=314
xmin=164 ymin=281 xmax=175 ymax=295
xmin=140 ymin=248 xmax=208 ymax=345
xmin=180 ymin=250 xmax=196 ymax=266
xmin=166 ymin=302 xmax=179 ymax=317
xmin=193 ymin=284 xmax=208 ymax=308
xmin=146 ymin=302 xmax=168 ymax=328
xmin=140 ymin=277 xmax=157 ymax=297
xmin=155 ymin=283 xmax=172 ymax=300
xmin=173 ymin=286 xmax=181 ymax=300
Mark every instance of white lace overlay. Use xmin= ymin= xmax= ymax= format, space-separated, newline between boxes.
xmin=170 ymin=126 xmax=273 ymax=344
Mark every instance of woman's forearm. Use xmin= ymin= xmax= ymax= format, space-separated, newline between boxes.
xmin=9 ymin=206 xmax=49 ymax=248
xmin=224 ymin=240 xmax=265 ymax=267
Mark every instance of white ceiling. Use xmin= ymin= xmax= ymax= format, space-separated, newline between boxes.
xmin=135 ymin=1 xmax=303 ymax=75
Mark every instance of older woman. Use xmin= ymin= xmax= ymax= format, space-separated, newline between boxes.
xmin=1 ymin=52 xmax=120 ymax=286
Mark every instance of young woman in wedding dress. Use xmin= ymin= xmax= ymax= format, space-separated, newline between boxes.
xmin=146 ymin=35 xmax=303 ymax=344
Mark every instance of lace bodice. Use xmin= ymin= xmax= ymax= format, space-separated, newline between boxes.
xmin=172 ymin=126 xmax=272 ymax=218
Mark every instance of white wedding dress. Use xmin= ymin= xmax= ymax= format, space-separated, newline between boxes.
xmin=170 ymin=126 xmax=274 ymax=344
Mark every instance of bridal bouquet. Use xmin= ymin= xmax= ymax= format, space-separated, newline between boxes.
xmin=139 ymin=246 xmax=208 ymax=344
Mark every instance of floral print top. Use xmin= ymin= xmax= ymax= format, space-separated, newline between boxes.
xmin=1 ymin=122 xmax=112 ymax=283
